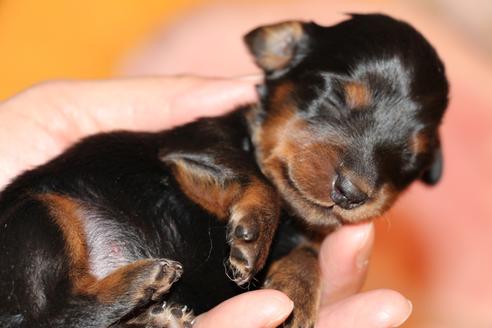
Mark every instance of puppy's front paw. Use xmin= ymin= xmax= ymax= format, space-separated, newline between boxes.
xmin=227 ymin=211 xmax=262 ymax=285
xmin=227 ymin=185 xmax=279 ymax=285
xmin=127 ymin=302 xmax=195 ymax=328
xmin=263 ymin=246 xmax=321 ymax=328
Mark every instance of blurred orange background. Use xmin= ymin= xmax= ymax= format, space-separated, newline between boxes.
xmin=1 ymin=1 xmax=491 ymax=327
xmin=0 ymin=0 xmax=205 ymax=99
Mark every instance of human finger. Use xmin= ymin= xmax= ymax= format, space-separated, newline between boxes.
xmin=319 ymin=222 xmax=374 ymax=305
xmin=317 ymin=289 xmax=413 ymax=328
xmin=193 ymin=289 xmax=293 ymax=328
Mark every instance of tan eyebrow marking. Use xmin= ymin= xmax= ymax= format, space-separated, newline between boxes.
xmin=344 ymin=82 xmax=371 ymax=109
xmin=410 ymin=131 xmax=430 ymax=154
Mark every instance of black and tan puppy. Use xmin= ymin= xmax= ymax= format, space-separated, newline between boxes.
xmin=0 ymin=14 xmax=448 ymax=327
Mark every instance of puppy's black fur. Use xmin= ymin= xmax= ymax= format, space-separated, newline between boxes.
xmin=0 ymin=14 xmax=448 ymax=327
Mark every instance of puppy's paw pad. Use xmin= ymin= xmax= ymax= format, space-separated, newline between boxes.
xmin=155 ymin=259 xmax=182 ymax=280
xmin=134 ymin=258 xmax=183 ymax=303
xmin=227 ymin=214 xmax=268 ymax=285
xmin=226 ymin=181 xmax=279 ymax=286
xmin=233 ymin=223 xmax=259 ymax=242
xmin=151 ymin=259 xmax=183 ymax=301
xmin=129 ymin=302 xmax=195 ymax=328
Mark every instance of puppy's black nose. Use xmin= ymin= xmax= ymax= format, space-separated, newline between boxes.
xmin=331 ymin=174 xmax=368 ymax=209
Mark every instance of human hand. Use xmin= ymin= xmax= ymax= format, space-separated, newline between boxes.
xmin=0 ymin=77 xmax=412 ymax=327
xmin=0 ymin=76 xmax=258 ymax=189
xmin=193 ymin=223 xmax=412 ymax=328
xmin=315 ymin=223 xmax=412 ymax=327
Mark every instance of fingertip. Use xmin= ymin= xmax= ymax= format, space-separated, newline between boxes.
xmin=169 ymin=76 xmax=259 ymax=125
xmin=194 ymin=289 xmax=293 ymax=328
xmin=320 ymin=222 xmax=374 ymax=256
xmin=372 ymin=290 xmax=412 ymax=327
xmin=320 ymin=222 xmax=374 ymax=270
xmin=318 ymin=289 xmax=413 ymax=328
xmin=319 ymin=222 xmax=375 ymax=303
xmin=263 ymin=289 xmax=295 ymax=328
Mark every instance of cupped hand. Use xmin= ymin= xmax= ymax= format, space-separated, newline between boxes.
xmin=316 ymin=223 xmax=412 ymax=327
xmin=0 ymin=76 xmax=412 ymax=327
xmin=0 ymin=76 xmax=258 ymax=189
xmin=194 ymin=223 xmax=412 ymax=328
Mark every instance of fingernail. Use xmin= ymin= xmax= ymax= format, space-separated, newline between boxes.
xmin=391 ymin=299 xmax=413 ymax=327
xmin=355 ymin=223 xmax=374 ymax=270
xmin=264 ymin=295 xmax=294 ymax=328
xmin=377 ymin=298 xmax=412 ymax=328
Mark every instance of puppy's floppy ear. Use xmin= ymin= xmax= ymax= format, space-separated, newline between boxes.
xmin=160 ymin=151 xmax=242 ymax=218
xmin=160 ymin=152 xmax=238 ymax=185
xmin=421 ymin=146 xmax=443 ymax=185
xmin=244 ymin=21 xmax=309 ymax=73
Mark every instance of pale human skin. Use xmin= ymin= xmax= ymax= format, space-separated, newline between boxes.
xmin=122 ymin=1 xmax=492 ymax=327
xmin=0 ymin=77 xmax=412 ymax=327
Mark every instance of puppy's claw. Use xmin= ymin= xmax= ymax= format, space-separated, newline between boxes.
xmin=127 ymin=302 xmax=195 ymax=327
xmin=134 ymin=258 xmax=184 ymax=303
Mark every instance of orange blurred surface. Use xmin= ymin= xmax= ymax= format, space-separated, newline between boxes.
xmin=0 ymin=0 xmax=203 ymax=100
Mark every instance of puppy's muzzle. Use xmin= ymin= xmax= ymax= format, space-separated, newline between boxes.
xmin=331 ymin=173 xmax=369 ymax=209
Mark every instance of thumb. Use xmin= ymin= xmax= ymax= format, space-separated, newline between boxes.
xmin=5 ymin=75 xmax=261 ymax=142
xmin=0 ymin=75 xmax=260 ymax=193
xmin=66 ymin=75 xmax=261 ymax=132
xmin=194 ymin=290 xmax=293 ymax=328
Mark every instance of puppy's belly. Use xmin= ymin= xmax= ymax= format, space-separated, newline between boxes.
xmin=77 ymin=196 xmax=241 ymax=313
xmin=81 ymin=211 xmax=152 ymax=279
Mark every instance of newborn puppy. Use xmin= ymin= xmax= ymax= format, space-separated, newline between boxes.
xmin=0 ymin=14 xmax=448 ymax=328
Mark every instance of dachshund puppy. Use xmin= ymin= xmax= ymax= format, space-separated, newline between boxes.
xmin=0 ymin=14 xmax=448 ymax=328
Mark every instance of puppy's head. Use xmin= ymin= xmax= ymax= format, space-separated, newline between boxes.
xmin=245 ymin=14 xmax=449 ymax=227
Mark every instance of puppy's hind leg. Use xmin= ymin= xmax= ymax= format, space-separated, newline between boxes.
xmin=1 ymin=196 xmax=184 ymax=328
xmin=120 ymin=302 xmax=195 ymax=328
xmin=41 ymin=258 xmax=184 ymax=328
